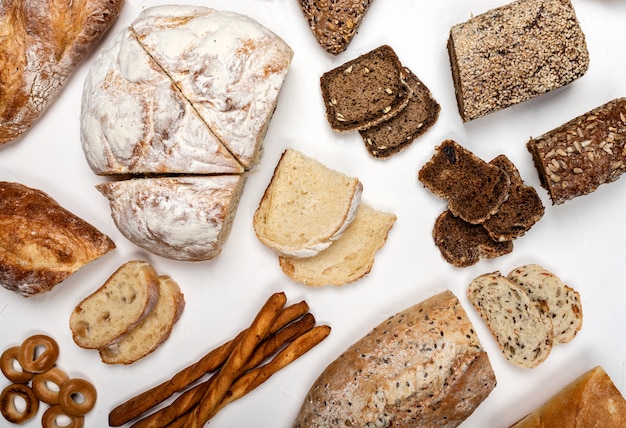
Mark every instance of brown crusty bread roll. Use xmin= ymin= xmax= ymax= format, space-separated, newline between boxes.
xmin=294 ymin=290 xmax=496 ymax=427
xmin=0 ymin=0 xmax=123 ymax=144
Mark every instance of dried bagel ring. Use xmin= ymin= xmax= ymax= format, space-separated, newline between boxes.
xmin=17 ymin=334 xmax=59 ymax=373
xmin=0 ymin=383 xmax=40 ymax=424
xmin=0 ymin=346 xmax=34 ymax=384
xmin=59 ymin=378 xmax=97 ymax=416
xmin=42 ymin=404 xmax=85 ymax=428
xmin=32 ymin=366 xmax=70 ymax=405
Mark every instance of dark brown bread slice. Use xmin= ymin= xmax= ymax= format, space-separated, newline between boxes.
xmin=298 ymin=0 xmax=374 ymax=55
xmin=320 ymin=45 xmax=411 ymax=132
xmin=433 ymin=210 xmax=513 ymax=268
xmin=527 ymin=97 xmax=626 ymax=204
xmin=418 ymin=140 xmax=511 ymax=224
xmin=448 ymin=0 xmax=589 ymax=122
xmin=359 ymin=67 xmax=440 ymax=158
xmin=482 ymin=155 xmax=545 ymax=241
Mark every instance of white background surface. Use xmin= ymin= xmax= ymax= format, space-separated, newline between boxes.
xmin=1 ymin=0 xmax=626 ymax=426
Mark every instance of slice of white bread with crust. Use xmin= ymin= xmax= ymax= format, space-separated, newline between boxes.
xmin=278 ymin=204 xmax=396 ymax=286
xmin=70 ymin=261 xmax=160 ymax=349
xmin=507 ymin=264 xmax=582 ymax=344
xmin=253 ymin=149 xmax=362 ymax=258
xmin=99 ymin=275 xmax=185 ymax=364
xmin=468 ymin=271 xmax=554 ymax=368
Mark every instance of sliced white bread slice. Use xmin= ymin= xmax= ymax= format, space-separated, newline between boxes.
xmin=253 ymin=149 xmax=363 ymax=258
xmin=468 ymin=271 xmax=554 ymax=368
xmin=507 ymin=264 xmax=582 ymax=344
xmin=99 ymin=275 xmax=185 ymax=364
xmin=70 ymin=261 xmax=159 ymax=349
xmin=278 ymin=204 xmax=396 ymax=286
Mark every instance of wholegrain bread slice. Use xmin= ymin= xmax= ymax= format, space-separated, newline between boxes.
xmin=70 ymin=261 xmax=160 ymax=349
xmin=507 ymin=264 xmax=582 ymax=344
xmin=468 ymin=272 xmax=554 ymax=368
xmin=253 ymin=149 xmax=362 ymax=258
xmin=99 ymin=275 xmax=185 ymax=364
xmin=278 ymin=204 xmax=396 ymax=286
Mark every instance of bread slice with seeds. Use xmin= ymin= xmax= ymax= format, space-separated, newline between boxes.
xmin=468 ymin=271 xmax=554 ymax=368
xmin=507 ymin=264 xmax=582 ymax=344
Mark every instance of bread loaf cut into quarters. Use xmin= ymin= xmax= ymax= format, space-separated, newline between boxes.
xmin=253 ymin=149 xmax=363 ymax=258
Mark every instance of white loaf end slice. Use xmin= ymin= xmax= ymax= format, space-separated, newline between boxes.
xmin=278 ymin=204 xmax=396 ymax=286
xmin=70 ymin=261 xmax=160 ymax=349
xmin=507 ymin=264 xmax=582 ymax=344
xmin=253 ymin=149 xmax=362 ymax=258
xmin=468 ymin=272 xmax=554 ymax=368
xmin=99 ymin=275 xmax=185 ymax=364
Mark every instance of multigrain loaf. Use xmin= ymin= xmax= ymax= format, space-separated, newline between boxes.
xmin=294 ymin=290 xmax=496 ymax=427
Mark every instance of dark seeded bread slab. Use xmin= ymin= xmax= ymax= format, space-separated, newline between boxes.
xmin=298 ymin=0 xmax=374 ymax=55
xmin=482 ymin=155 xmax=545 ymax=241
xmin=448 ymin=0 xmax=589 ymax=122
xmin=527 ymin=98 xmax=626 ymax=205
xmin=418 ymin=140 xmax=510 ymax=224
xmin=320 ymin=45 xmax=411 ymax=132
xmin=359 ymin=67 xmax=440 ymax=158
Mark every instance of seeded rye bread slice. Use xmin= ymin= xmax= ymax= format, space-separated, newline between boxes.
xmin=468 ymin=272 xmax=554 ymax=368
xmin=320 ymin=45 xmax=411 ymax=132
xmin=360 ymin=67 xmax=440 ymax=158
xmin=419 ymin=140 xmax=511 ymax=224
xmin=508 ymin=264 xmax=582 ymax=344
xmin=70 ymin=261 xmax=160 ymax=349
xmin=294 ymin=290 xmax=496 ymax=427
xmin=298 ymin=0 xmax=375 ymax=55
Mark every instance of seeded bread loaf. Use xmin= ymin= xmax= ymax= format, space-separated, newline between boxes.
xmin=448 ymin=0 xmax=589 ymax=122
xmin=527 ymin=98 xmax=626 ymax=204
xmin=70 ymin=261 xmax=160 ymax=349
xmin=294 ymin=290 xmax=496 ymax=427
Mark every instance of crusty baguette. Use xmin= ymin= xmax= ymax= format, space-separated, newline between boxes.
xmin=294 ymin=290 xmax=496 ymax=427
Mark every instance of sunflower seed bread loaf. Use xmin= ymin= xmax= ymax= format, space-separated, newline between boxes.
xmin=294 ymin=290 xmax=496 ymax=427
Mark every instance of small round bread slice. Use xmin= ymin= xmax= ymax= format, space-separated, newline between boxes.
xmin=253 ymin=149 xmax=363 ymax=258
xmin=468 ymin=271 xmax=554 ymax=368
xmin=70 ymin=260 xmax=160 ymax=349
xmin=507 ymin=264 xmax=582 ymax=344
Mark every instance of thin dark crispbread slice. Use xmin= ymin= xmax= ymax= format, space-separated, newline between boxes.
xmin=418 ymin=140 xmax=510 ymax=224
xmin=527 ymin=97 xmax=626 ymax=205
xmin=298 ymin=0 xmax=375 ymax=55
xmin=359 ymin=67 xmax=440 ymax=158
xmin=433 ymin=210 xmax=513 ymax=268
xmin=320 ymin=45 xmax=411 ymax=132
xmin=482 ymin=155 xmax=545 ymax=241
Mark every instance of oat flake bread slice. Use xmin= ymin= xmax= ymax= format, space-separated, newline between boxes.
xmin=507 ymin=264 xmax=582 ymax=344
xmin=468 ymin=272 xmax=554 ymax=368
xmin=448 ymin=0 xmax=589 ymax=122
xmin=253 ymin=149 xmax=362 ymax=258
xmin=278 ymin=204 xmax=396 ymax=287
xmin=320 ymin=45 xmax=411 ymax=132
xmin=418 ymin=140 xmax=511 ymax=224
xmin=70 ymin=261 xmax=160 ymax=349
xmin=99 ymin=275 xmax=185 ymax=364
xmin=294 ymin=290 xmax=496 ymax=427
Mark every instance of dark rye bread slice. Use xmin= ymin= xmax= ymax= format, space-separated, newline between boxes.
xmin=418 ymin=140 xmax=511 ymax=224
xmin=320 ymin=45 xmax=411 ymax=132
xmin=482 ymin=155 xmax=545 ymax=242
xmin=448 ymin=0 xmax=589 ymax=122
xmin=359 ymin=67 xmax=440 ymax=158
xmin=527 ymin=97 xmax=626 ymax=204
xmin=298 ymin=0 xmax=375 ymax=55
xmin=433 ymin=210 xmax=513 ymax=268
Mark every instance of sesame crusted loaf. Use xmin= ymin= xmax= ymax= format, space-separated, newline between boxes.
xmin=294 ymin=290 xmax=496 ymax=427
xmin=527 ymin=98 xmax=626 ymax=204
xmin=468 ymin=272 xmax=554 ymax=368
xmin=320 ymin=45 xmax=411 ymax=132
xmin=448 ymin=0 xmax=589 ymax=122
